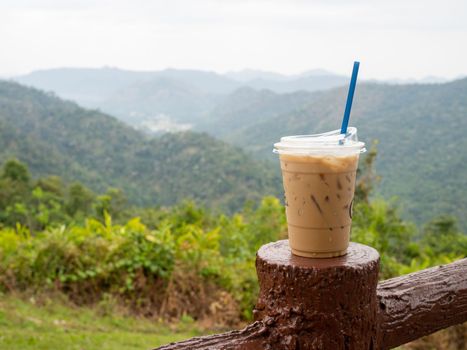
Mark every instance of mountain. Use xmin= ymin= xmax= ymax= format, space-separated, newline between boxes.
xmin=14 ymin=67 xmax=153 ymax=107
xmin=197 ymin=87 xmax=314 ymax=142
xmin=15 ymin=68 xmax=239 ymax=106
xmin=15 ymin=68 xmax=241 ymax=132
xmin=6 ymin=72 xmax=467 ymax=229
xmin=0 ymin=80 xmax=280 ymax=212
xmin=245 ymin=74 xmax=348 ymax=93
xmin=212 ymin=79 xmax=467 ymax=228
xmin=225 ymin=69 xmax=348 ymax=93
xmin=382 ymin=76 xmax=451 ymax=85
xmin=153 ymin=69 xmax=239 ymax=94
xmin=99 ymin=77 xmax=222 ymax=129
xmin=14 ymin=67 xmax=350 ymax=132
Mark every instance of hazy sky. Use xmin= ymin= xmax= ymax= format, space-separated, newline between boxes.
xmin=1 ymin=0 xmax=466 ymax=79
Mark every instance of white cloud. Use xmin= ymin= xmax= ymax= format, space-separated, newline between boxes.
xmin=0 ymin=0 xmax=466 ymax=79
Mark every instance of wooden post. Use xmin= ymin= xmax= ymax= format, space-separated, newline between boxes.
xmin=156 ymin=240 xmax=380 ymax=349
xmin=253 ymin=240 xmax=380 ymax=349
xmin=155 ymin=240 xmax=467 ymax=350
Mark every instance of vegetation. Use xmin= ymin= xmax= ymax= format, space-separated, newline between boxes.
xmin=0 ymin=80 xmax=280 ymax=213
xmin=215 ymin=79 xmax=467 ymax=229
xmin=0 ymin=158 xmax=465 ymax=326
xmin=0 ymin=156 xmax=465 ymax=349
xmin=0 ymin=159 xmax=284 ymax=323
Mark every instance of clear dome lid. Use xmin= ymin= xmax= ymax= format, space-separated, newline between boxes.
xmin=273 ymin=127 xmax=366 ymax=155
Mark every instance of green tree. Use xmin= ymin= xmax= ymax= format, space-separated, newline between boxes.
xmin=94 ymin=188 xmax=127 ymax=221
xmin=355 ymin=141 xmax=380 ymax=204
xmin=352 ymin=144 xmax=420 ymax=278
xmin=1 ymin=159 xmax=30 ymax=183
xmin=421 ymin=215 xmax=467 ymax=258
xmin=65 ymin=182 xmax=95 ymax=219
xmin=0 ymin=160 xmax=32 ymax=228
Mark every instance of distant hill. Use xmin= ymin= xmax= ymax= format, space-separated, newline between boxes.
xmin=0 ymin=80 xmax=280 ymax=212
xmin=197 ymin=87 xmax=314 ymax=141
xmin=99 ymin=77 xmax=222 ymax=128
xmin=211 ymin=79 xmax=467 ymax=228
xmin=244 ymin=73 xmax=348 ymax=93
xmin=153 ymin=69 xmax=239 ymax=94
xmin=225 ymin=69 xmax=349 ymax=93
xmin=15 ymin=67 xmax=350 ymax=132
xmin=14 ymin=67 xmax=153 ymax=107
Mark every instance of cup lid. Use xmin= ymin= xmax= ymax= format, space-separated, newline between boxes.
xmin=273 ymin=127 xmax=365 ymax=155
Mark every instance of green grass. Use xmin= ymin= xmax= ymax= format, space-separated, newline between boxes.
xmin=0 ymin=294 xmax=209 ymax=350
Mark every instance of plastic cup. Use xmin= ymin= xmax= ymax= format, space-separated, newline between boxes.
xmin=273 ymin=127 xmax=365 ymax=258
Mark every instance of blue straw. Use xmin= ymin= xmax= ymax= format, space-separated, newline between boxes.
xmin=340 ymin=61 xmax=360 ymax=134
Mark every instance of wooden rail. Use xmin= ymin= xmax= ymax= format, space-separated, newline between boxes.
xmin=155 ymin=240 xmax=467 ymax=350
xmin=377 ymin=259 xmax=467 ymax=349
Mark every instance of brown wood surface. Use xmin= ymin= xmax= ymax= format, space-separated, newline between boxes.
xmin=377 ymin=257 xmax=467 ymax=349
xmin=253 ymin=240 xmax=380 ymax=349
xmin=154 ymin=241 xmax=467 ymax=350
xmin=154 ymin=321 xmax=268 ymax=350
xmin=155 ymin=240 xmax=381 ymax=350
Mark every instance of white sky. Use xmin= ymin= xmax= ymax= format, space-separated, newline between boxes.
xmin=1 ymin=0 xmax=466 ymax=79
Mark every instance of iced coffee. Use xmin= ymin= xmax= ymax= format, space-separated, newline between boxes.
xmin=274 ymin=128 xmax=365 ymax=258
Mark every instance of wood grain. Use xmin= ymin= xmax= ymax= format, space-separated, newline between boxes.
xmin=155 ymin=321 xmax=267 ymax=350
xmin=377 ymin=258 xmax=467 ymax=349
xmin=155 ymin=241 xmax=380 ymax=350
xmin=154 ymin=241 xmax=467 ymax=350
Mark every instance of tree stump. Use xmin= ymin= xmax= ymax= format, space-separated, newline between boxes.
xmin=253 ymin=240 xmax=380 ymax=349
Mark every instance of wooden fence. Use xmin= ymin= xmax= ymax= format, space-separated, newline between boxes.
xmin=155 ymin=240 xmax=467 ymax=349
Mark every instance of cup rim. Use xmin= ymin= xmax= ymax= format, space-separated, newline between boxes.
xmin=273 ymin=127 xmax=365 ymax=155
